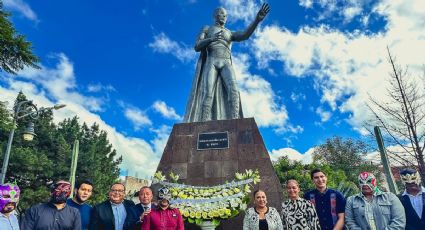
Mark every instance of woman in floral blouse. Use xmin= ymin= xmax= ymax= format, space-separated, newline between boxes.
xmin=243 ymin=189 xmax=283 ymax=230
xmin=281 ymin=179 xmax=321 ymax=230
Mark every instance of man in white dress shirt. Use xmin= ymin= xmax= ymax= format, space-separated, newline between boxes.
xmin=399 ymin=168 xmax=425 ymax=230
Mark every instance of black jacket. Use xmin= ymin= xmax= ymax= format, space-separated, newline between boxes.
xmin=125 ymin=203 xmax=157 ymax=230
xmin=88 ymin=199 xmax=135 ymax=230
xmin=399 ymin=192 xmax=425 ymax=230
xmin=20 ymin=202 xmax=81 ymax=230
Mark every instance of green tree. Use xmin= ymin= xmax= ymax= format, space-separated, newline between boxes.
xmin=0 ymin=101 xmax=13 ymax=164
xmin=273 ymin=156 xmax=358 ymax=198
xmin=312 ymin=136 xmax=381 ymax=184
xmin=0 ymin=3 xmax=39 ymax=74
xmin=1 ymin=92 xmax=122 ymax=215
xmin=57 ymin=119 xmax=122 ymax=205
xmin=0 ymin=101 xmax=13 ymax=131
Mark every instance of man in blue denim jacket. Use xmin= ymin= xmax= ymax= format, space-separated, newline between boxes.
xmin=345 ymin=172 xmax=406 ymax=230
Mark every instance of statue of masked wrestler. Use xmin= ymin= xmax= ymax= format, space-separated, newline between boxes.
xmin=184 ymin=3 xmax=270 ymax=122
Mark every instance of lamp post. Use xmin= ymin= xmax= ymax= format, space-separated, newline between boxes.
xmin=0 ymin=100 xmax=66 ymax=184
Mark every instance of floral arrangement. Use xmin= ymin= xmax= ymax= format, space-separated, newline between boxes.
xmin=153 ymin=169 xmax=260 ymax=226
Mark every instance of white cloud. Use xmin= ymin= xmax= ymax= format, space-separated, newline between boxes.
xmin=275 ymin=124 xmax=304 ymax=135
xmin=123 ymin=105 xmax=152 ymax=130
xmin=219 ymin=0 xmax=258 ymax=24
xmin=290 ymin=92 xmax=306 ymax=110
xmin=149 ymin=125 xmax=172 ymax=156
xmin=251 ymin=0 xmax=425 ymax=134
xmin=299 ymin=0 xmax=314 ymax=9
xmin=152 ymin=100 xmax=182 ymax=120
xmin=11 ymin=53 xmax=105 ymax=112
xmin=232 ymin=53 xmax=290 ymax=130
xmin=342 ymin=4 xmax=362 ymax=23
xmin=149 ymin=33 xmax=195 ymax=63
xmin=316 ymin=106 xmax=331 ymax=122
xmin=269 ymin=147 xmax=314 ymax=164
xmin=290 ymin=92 xmax=306 ymax=103
xmin=365 ymin=145 xmax=417 ymax=167
xmin=3 ymin=0 xmax=38 ymax=22
xmin=0 ymin=56 xmax=161 ymax=178
xmin=87 ymin=83 xmax=116 ymax=93
xmin=298 ymin=0 xmax=370 ymax=23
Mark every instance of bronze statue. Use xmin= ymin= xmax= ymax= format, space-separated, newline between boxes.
xmin=184 ymin=3 xmax=270 ymax=122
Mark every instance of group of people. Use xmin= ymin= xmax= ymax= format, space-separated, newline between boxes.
xmin=0 ymin=180 xmax=183 ymax=230
xmin=243 ymin=168 xmax=425 ymax=230
xmin=1 ymin=167 xmax=424 ymax=230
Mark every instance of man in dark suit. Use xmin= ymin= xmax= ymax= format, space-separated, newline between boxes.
xmin=126 ymin=186 xmax=157 ymax=230
xmin=89 ymin=183 xmax=135 ymax=230
xmin=399 ymin=168 xmax=425 ymax=230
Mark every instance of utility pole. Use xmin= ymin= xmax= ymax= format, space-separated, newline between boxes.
xmin=69 ymin=140 xmax=79 ymax=198
xmin=374 ymin=126 xmax=399 ymax=194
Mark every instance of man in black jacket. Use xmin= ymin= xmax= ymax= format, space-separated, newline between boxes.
xmin=89 ymin=183 xmax=135 ymax=230
xmin=399 ymin=168 xmax=425 ymax=230
xmin=126 ymin=186 xmax=157 ymax=230
xmin=21 ymin=180 xmax=81 ymax=230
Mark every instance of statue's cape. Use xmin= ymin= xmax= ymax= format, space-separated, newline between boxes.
xmin=183 ymin=50 xmax=243 ymax=123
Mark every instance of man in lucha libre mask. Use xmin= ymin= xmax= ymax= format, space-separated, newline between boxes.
xmin=399 ymin=168 xmax=425 ymax=230
xmin=21 ymin=180 xmax=82 ymax=230
xmin=345 ymin=172 xmax=406 ymax=230
xmin=0 ymin=183 xmax=20 ymax=230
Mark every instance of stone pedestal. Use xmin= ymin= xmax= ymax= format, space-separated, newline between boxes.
xmin=156 ymin=118 xmax=283 ymax=229
xmin=199 ymin=221 xmax=216 ymax=230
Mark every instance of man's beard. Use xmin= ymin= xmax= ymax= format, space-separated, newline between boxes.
xmin=51 ymin=193 xmax=68 ymax=204
xmin=1 ymin=207 xmax=15 ymax=214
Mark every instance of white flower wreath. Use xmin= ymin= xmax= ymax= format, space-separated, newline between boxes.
xmin=152 ymin=169 xmax=260 ymax=226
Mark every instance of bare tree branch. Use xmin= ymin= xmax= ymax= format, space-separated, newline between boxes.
xmin=365 ymin=47 xmax=425 ymax=184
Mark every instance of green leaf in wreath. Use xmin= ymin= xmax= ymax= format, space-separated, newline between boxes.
xmin=212 ymin=218 xmax=221 ymax=226
xmin=195 ymin=218 xmax=203 ymax=226
xmin=230 ymin=209 xmax=239 ymax=218
xmin=188 ymin=218 xmax=195 ymax=224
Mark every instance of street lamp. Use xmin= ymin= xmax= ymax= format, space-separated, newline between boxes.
xmin=0 ymin=100 xmax=66 ymax=184
xmin=22 ymin=122 xmax=37 ymax=141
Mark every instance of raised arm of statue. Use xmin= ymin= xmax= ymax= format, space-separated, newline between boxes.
xmin=232 ymin=3 xmax=270 ymax=42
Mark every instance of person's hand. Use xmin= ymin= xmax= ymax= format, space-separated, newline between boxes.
xmin=211 ymin=30 xmax=224 ymax=42
xmin=140 ymin=208 xmax=151 ymax=221
xmin=256 ymin=3 xmax=270 ymax=22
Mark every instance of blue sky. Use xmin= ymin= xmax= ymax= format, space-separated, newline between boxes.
xmin=1 ymin=0 xmax=425 ymax=178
